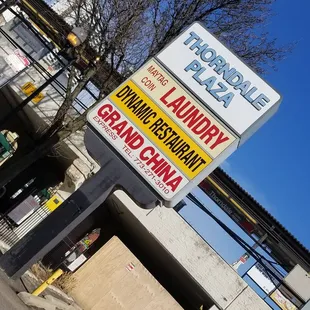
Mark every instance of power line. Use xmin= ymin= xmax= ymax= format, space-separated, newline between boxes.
xmin=187 ymin=193 xmax=267 ymax=262
xmin=186 ymin=193 xmax=304 ymax=307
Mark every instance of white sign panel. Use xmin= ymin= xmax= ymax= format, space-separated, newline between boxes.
xmin=67 ymin=254 xmax=87 ymax=272
xmin=157 ymin=22 xmax=282 ymax=139
xmin=247 ymin=263 xmax=281 ymax=294
xmin=4 ymin=49 xmax=30 ymax=73
xmin=131 ymin=59 xmax=237 ymax=158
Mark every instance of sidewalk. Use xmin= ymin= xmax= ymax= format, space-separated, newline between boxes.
xmin=0 ymin=242 xmax=82 ymax=309
xmin=0 ymin=269 xmax=30 ymax=309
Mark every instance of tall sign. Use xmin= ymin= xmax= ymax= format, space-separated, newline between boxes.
xmin=87 ymin=22 xmax=282 ymax=207
xmin=0 ymin=22 xmax=283 ymax=280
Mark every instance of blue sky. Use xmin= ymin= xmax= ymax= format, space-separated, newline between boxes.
xmin=179 ymin=2 xmax=309 ymax=306
xmin=225 ymin=0 xmax=310 ymax=249
xmin=180 ymin=0 xmax=309 ymax=293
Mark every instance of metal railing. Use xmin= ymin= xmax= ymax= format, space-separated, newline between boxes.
xmin=0 ymin=197 xmax=51 ymax=247
xmin=0 ymin=10 xmax=100 ymax=114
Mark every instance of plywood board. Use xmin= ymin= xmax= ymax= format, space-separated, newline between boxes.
xmin=70 ymin=236 xmax=182 ymax=309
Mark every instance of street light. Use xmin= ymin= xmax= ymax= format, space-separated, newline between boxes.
xmin=66 ymin=27 xmax=88 ymax=47
xmin=65 ymin=27 xmax=100 ymax=72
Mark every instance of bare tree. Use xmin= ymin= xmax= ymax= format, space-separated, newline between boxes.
xmin=46 ymin=0 xmax=289 ymax=138
xmin=147 ymin=0 xmax=289 ymax=74
xmin=41 ymin=0 xmax=151 ymax=138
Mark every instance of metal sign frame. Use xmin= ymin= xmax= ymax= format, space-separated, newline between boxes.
xmin=87 ymin=22 xmax=281 ymax=207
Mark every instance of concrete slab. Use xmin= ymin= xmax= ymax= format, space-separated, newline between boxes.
xmin=226 ymin=286 xmax=271 ymax=310
xmin=0 ymin=271 xmax=30 ymax=309
xmin=44 ymin=295 xmax=81 ymax=310
xmin=110 ymin=191 xmax=248 ymax=309
xmin=18 ymin=292 xmax=56 ymax=310
xmin=18 ymin=292 xmax=82 ymax=310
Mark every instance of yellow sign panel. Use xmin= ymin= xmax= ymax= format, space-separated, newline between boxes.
xmin=45 ymin=195 xmax=63 ymax=212
xmin=110 ymin=80 xmax=212 ymax=179
xmin=21 ymin=82 xmax=44 ymax=104
xmin=270 ymin=290 xmax=297 ymax=310
xmin=132 ymin=59 xmax=236 ymax=158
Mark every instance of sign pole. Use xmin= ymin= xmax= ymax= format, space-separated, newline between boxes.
xmin=0 ymin=128 xmax=160 ymax=278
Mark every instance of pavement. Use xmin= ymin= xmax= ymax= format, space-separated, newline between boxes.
xmin=0 ymin=246 xmax=31 ymax=309
xmin=0 ymin=265 xmax=82 ymax=309
xmin=0 ymin=242 xmax=80 ymax=310
xmin=0 ymin=265 xmax=83 ymax=309
xmin=0 ymin=270 xmax=30 ymax=309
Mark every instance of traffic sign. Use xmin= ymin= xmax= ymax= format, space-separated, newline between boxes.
xmin=21 ymin=82 xmax=44 ymax=104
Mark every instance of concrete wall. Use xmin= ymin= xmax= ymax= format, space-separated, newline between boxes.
xmin=110 ymin=190 xmax=271 ymax=310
